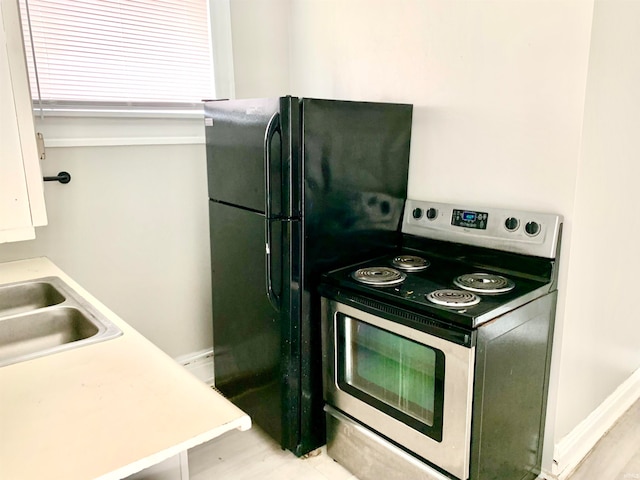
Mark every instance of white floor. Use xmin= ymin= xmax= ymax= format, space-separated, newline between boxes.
xmin=187 ymin=398 xmax=640 ymax=480
xmin=188 ymin=425 xmax=356 ymax=480
xmin=565 ymin=398 xmax=640 ymax=480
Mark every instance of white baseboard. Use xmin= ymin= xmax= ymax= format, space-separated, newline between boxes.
xmin=174 ymin=348 xmax=214 ymax=386
xmin=550 ymin=367 xmax=640 ymax=479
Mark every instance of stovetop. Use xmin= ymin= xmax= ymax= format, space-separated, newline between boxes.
xmin=320 ymin=199 xmax=563 ymax=330
xmin=321 ymin=247 xmax=554 ymax=329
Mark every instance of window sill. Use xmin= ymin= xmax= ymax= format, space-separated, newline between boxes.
xmin=33 ymin=104 xmax=206 ymax=119
xmin=35 ymin=115 xmax=206 ymax=148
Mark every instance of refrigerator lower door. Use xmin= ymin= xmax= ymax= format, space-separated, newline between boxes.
xmin=209 ymin=200 xmax=297 ymax=447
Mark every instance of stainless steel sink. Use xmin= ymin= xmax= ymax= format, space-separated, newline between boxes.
xmin=0 ymin=277 xmax=122 ymax=367
xmin=0 ymin=280 xmax=65 ymax=316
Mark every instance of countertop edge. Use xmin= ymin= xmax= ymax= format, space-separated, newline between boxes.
xmin=95 ymin=416 xmax=252 ymax=480
xmin=0 ymin=256 xmax=251 ymax=480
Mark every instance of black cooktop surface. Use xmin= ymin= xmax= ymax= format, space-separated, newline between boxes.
xmin=320 ymin=245 xmax=554 ymax=329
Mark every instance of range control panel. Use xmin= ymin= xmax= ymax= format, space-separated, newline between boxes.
xmin=404 ymin=199 xmax=563 ymax=259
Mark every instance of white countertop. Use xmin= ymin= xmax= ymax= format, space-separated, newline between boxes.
xmin=0 ymin=257 xmax=250 ymax=480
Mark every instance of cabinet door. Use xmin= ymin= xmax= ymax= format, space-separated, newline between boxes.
xmin=0 ymin=0 xmax=47 ymax=243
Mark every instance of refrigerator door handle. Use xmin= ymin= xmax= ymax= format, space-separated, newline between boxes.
xmin=264 ymin=112 xmax=281 ymax=311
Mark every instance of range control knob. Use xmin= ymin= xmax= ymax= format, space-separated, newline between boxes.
xmin=504 ymin=217 xmax=519 ymax=231
xmin=412 ymin=208 xmax=423 ymax=219
xmin=426 ymin=208 xmax=438 ymax=220
xmin=525 ymin=221 xmax=541 ymax=236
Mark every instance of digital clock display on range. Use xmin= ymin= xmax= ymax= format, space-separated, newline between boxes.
xmin=452 ymin=209 xmax=488 ymax=230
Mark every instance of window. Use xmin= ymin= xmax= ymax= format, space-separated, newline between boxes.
xmin=18 ymin=0 xmax=216 ymax=115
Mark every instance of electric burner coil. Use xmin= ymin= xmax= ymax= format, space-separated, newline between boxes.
xmin=391 ymin=255 xmax=430 ymax=272
xmin=426 ymin=289 xmax=480 ymax=308
xmin=453 ymin=273 xmax=515 ymax=294
xmin=351 ymin=267 xmax=406 ymax=287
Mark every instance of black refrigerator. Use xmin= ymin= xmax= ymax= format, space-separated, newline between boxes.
xmin=204 ymin=96 xmax=412 ymax=456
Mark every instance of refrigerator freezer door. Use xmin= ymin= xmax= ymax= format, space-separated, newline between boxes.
xmin=205 ymin=98 xmax=282 ymax=214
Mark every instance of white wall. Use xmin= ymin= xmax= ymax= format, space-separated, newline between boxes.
xmin=289 ymin=0 xmax=591 ymax=212
xmin=0 ymin=118 xmax=213 ymax=358
xmin=554 ymin=0 xmax=640 ymax=439
xmin=229 ymin=0 xmax=291 ymax=98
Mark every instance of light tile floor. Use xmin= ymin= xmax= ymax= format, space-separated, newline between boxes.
xmin=188 ymin=425 xmax=357 ymax=480
xmin=565 ymin=399 xmax=640 ymax=480
xmin=188 ymin=398 xmax=640 ymax=480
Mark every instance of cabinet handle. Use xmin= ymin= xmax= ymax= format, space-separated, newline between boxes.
xmin=43 ymin=171 xmax=71 ymax=184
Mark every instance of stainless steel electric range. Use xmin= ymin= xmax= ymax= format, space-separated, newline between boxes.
xmin=320 ymin=199 xmax=563 ymax=480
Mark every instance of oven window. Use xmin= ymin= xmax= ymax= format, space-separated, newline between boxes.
xmin=336 ymin=314 xmax=445 ymax=441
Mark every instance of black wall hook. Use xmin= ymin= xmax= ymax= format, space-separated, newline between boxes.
xmin=43 ymin=171 xmax=71 ymax=184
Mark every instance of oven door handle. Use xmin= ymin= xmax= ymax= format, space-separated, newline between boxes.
xmin=264 ymin=112 xmax=281 ymax=312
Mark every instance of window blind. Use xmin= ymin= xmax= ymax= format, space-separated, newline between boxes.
xmin=19 ymin=0 xmax=214 ymax=111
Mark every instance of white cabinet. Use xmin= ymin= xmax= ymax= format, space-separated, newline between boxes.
xmin=0 ymin=0 xmax=47 ymax=243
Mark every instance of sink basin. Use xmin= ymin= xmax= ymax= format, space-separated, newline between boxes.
xmin=0 ymin=281 xmax=65 ymax=316
xmin=0 ymin=277 xmax=122 ymax=367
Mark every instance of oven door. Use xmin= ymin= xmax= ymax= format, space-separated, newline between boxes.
xmin=322 ymin=299 xmax=475 ymax=480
